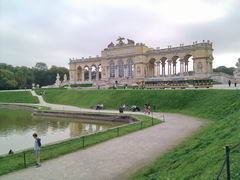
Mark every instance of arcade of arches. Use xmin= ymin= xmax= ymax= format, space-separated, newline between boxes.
xmin=69 ymin=38 xmax=214 ymax=84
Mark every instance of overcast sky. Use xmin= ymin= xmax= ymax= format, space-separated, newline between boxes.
xmin=0 ymin=0 xmax=240 ymax=69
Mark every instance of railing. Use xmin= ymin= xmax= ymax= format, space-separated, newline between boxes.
xmin=0 ymin=117 xmax=162 ymax=176
xmin=216 ymin=143 xmax=240 ymax=180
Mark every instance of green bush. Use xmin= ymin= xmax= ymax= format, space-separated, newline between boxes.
xmin=70 ymin=83 xmax=93 ymax=87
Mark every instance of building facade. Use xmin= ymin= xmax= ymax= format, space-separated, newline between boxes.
xmin=69 ymin=37 xmax=214 ymax=85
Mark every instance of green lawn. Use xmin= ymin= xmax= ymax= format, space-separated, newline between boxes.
xmin=35 ymin=88 xmax=240 ymax=179
xmin=0 ymin=91 xmax=38 ymax=104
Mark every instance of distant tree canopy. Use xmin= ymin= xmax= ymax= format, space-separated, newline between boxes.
xmin=213 ymin=66 xmax=235 ymax=75
xmin=0 ymin=62 xmax=69 ymax=90
xmin=34 ymin=62 xmax=48 ymax=71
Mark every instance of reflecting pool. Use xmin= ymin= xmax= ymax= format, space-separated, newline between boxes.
xmin=0 ymin=109 xmax=123 ymax=155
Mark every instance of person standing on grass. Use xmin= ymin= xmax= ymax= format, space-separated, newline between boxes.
xmin=33 ymin=133 xmax=41 ymax=167
xmin=228 ymin=80 xmax=231 ymax=87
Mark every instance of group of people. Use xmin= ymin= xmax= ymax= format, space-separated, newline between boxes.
xmin=118 ymin=104 xmax=151 ymax=114
xmin=39 ymin=91 xmax=45 ymax=96
xmin=228 ymin=79 xmax=238 ymax=87
xmin=96 ymin=104 xmax=104 ymax=110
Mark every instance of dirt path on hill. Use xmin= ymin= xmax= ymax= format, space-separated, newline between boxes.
xmin=0 ymin=91 xmax=205 ymax=180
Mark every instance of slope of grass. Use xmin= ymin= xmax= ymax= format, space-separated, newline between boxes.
xmin=0 ymin=91 xmax=38 ymax=103
xmin=36 ymin=88 xmax=240 ymax=179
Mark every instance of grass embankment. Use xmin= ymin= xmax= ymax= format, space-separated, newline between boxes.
xmin=36 ymin=88 xmax=240 ymax=179
xmin=0 ymin=91 xmax=38 ymax=104
xmin=0 ymin=109 xmax=160 ymax=176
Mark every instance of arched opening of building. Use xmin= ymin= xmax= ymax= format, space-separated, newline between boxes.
xmin=171 ymin=56 xmax=179 ymax=76
xmin=84 ymin=66 xmax=89 ymax=81
xmin=148 ymin=58 xmax=156 ymax=77
xmin=90 ymin=65 xmax=97 ymax=80
xmin=109 ymin=61 xmax=115 ymax=78
xmin=118 ymin=60 xmax=124 ymax=78
xmin=184 ymin=55 xmax=194 ymax=76
xmin=127 ymin=59 xmax=134 ymax=77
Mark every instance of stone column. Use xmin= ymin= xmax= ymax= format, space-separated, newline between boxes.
xmin=207 ymin=57 xmax=213 ymax=74
xmin=89 ymin=71 xmax=92 ymax=81
xmin=179 ymin=58 xmax=184 ymax=76
xmin=167 ymin=60 xmax=171 ymax=76
xmin=96 ymin=69 xmax=99 ymax=80
xmin=123 ymin=65 xmax=127 ymax=78
xmin=170 ymin=62 xmax=172 ymax=75
xmin=132 ymin=64 xmax=136 ymax=78
xmin=82 ymin=71 xmax=85 ymax=81
xmin=157 ymin=62 xmax=160 ymax=77
xmin=115 ymin=65 xmax=118 ymax=78
xmin=172 ymin=61 xmax=176 ymax=75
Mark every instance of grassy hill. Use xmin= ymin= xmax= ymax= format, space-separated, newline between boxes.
xmin=0 ymin=91 xmax=38 ymax=104
xmin=36 ymin=88 xmax=240 ymax=179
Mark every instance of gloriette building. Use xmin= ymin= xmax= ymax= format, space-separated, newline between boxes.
xmin=69 ymin=37 xmax=214 ymax=86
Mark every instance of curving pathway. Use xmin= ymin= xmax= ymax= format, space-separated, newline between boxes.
xmin=0 ymin=90 xmax=205 ymax=180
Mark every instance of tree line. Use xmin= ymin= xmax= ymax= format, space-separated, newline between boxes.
xmin=0 ymin=62 xmax=69 ymax=90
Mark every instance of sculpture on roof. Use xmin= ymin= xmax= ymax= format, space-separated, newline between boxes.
xmin=127 ymin=39 xmax=135 ymax=45
xmin=107 ymin=42 xmax=115 ymax=48
xmin=236 ymin=58 xmax=240 ymax=69
xmin=117 ymin=36 xmax=125 ymax=46
xmin=233 ymin=58 xmax=240 ymax=79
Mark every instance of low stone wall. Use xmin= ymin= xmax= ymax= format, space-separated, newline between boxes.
xmin=33 ymin=110 xmax=138 ymax=123
xmin=0 ymin=104 xmax=139 ymax=123
xmin=0 ymin=104 xmax=38 ymax=112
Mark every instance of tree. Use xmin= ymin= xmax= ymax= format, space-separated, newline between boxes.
xmin=0 ymin=69 xmax=17 ymax=90
xmin=33 ymin=69 xmax=49 ymax=87
xmin=213 ymin=66 xmax=235 ymax=75
xmin=0 ymin=63 xmax=14 ymax=72
xmin=48 ymin=66 xmax=69 ymax=85
xmin=34 ymin=62 xmax=48 ymax=71
xmin=14 ymin=66 xmax=34 ymax=89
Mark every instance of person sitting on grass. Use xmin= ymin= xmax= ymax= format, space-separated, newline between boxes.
xmin=33 ymin=133 xmax=41 ymax=167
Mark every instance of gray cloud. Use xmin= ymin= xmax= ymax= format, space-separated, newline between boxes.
xmin=0 ymin=0 xmax=240 ymax=68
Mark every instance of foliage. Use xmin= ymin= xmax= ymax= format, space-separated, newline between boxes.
xmin=48 ymin=66 xmax=69 ymax=85
xmin=0 ymin=63 xmax=69 ymax=89
xmin=0 ymin=91 xmax=39 ymax=103
xmin=213 ymin=66 xmax=235 ymax=75
xmin=70 ymin=83 xmax=92 ymax=87
xmin=37 ymin=89 xmax=240 ymax=179
xmin=34 ymin=62 xmax=48 ymax=71
xmin=0 ymin=69 xmax=17 ymax=90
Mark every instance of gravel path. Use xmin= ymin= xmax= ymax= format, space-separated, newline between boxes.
xmin=0 ymin=91 xmax=205 ymax=180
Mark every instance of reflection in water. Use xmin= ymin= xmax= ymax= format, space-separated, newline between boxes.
xmin=0 ymin=109 xmax=124 ymax=155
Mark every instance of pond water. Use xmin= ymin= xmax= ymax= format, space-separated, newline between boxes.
xmin=0 ymin=109 xmax=124 ymax=155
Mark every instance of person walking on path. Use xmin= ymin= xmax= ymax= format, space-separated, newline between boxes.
xmin=33 ymin=133 xmax=41 ymax=167
xmin=228 ymin=80 xmax=231 ymax=87
xmin=234 ymin=79 xmax=237 ymax=88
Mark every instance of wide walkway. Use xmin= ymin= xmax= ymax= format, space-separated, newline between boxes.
xmin=0 ymin=91 xmax=205 ymax=180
